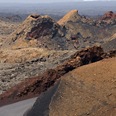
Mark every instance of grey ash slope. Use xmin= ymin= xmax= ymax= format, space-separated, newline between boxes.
xmin=103 ymin=38 xmax=116 ymax=52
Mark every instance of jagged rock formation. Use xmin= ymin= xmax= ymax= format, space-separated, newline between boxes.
xmin=58 ymin=10 xmax=116 ymax=46
xmin=1 ymin=45 xmax=116 ymax=107
xmin=2 ymin=10 xmax=116 ymax=50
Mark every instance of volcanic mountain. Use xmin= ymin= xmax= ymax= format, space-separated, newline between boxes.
xmin=99 ymin=11 xmax=116 ymax=21
xmin=2 ymin=10 xmax=116 ymax=50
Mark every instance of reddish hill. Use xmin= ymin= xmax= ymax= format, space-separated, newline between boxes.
xmin=99 ymin=11 xmax=116 ymax=21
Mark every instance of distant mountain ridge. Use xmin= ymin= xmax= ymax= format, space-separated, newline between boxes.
xmin=1 ymin=10 xmax=116 ymax=51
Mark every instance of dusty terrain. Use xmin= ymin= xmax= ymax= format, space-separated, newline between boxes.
xmin=0 ymin=49 xmax=75 ymax=94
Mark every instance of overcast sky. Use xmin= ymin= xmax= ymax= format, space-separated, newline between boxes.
xmin=0 ymin=0 xmax=116 ymax=3
xmin=0 ymin=0 xmax=80 ymax=3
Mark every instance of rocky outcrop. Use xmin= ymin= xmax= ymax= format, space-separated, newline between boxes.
xmin=57 ymin=10 xmax=116 ymax=50
xmin=0 ymin=45 xmax=116 ymax=107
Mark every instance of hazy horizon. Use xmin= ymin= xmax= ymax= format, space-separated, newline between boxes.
xmin=0 ymin=0 xmax=116 ymax=17
xmin=0 ymin=0 xmax=116 ymax=3
xmin=0 ymin=0 xmax=76 ymax=3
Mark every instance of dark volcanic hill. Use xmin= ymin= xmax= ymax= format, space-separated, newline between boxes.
xmin=1 ymin=10 xmax=116 ymax=50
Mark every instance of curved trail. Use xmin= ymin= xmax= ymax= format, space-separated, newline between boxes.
xmin=0 ymin=97 xmax=37 ymax=116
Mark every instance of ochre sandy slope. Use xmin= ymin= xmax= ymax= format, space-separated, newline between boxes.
xmin=49 ymin=57 xmax=116 ymax=116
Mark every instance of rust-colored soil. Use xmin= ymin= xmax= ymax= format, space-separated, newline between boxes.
xmin=49 ymin=57 xmax=116 ymax=116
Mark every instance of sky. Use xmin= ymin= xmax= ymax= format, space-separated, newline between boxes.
xmin=0 ymin=0 xmax=115 ymax=3
xmin=0 ymin=0 xmax=78 ymax=3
